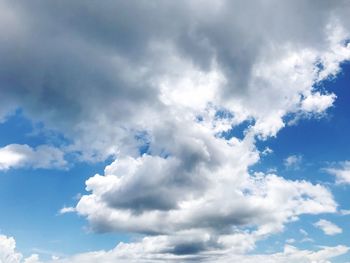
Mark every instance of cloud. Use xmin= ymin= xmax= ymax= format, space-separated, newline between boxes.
xmin=314 ymin=219 xmax=343 ymax=236
xmin=0 ymin=0 xmax=349 ymax=159
xmin=1 ymin=233 xmax=348 ymax=263
xmin=325 ymin=161 xmax=350 ymax=184
xmin=340 ymin=209 xmax=350 ymax=215
xmin=0 ymin=234 xmax=40 ymax=263
xmin=0 ymin=0 xmax=350 ymax=261
xmin=75 ymin=126 xmax=337 ymax=251
xmin=0 ymin=144 xmax=67 ymax=171
xmin=284 ymin=155 xmax=303 ymax=170
xmin=46 ymin=241 xmax=348 ymax=263
xmin=301 ymin=92 xmax=336 ymax=113
xmin=58 ymin=206 xmax=76 ymax=215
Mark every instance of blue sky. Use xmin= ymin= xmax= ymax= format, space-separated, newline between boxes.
xmin=1 ymin=1 xmax=350 ymax=263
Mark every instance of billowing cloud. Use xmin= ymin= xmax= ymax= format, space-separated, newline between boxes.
xmin=314 ymin=219 xmax=343 ymax=236
xmin=0 ymin=235 xmax=40 ymax=263
xmin=0 ymin=0 xmax=349 ymax=159
xmin=0 ymin=144 xmax=67 ymax=170
xmin=1 ymin=0 xmax=350 ymax=261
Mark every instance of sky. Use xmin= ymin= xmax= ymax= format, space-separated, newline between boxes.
xmin=0 ymin=1 xmax=350 ymax=262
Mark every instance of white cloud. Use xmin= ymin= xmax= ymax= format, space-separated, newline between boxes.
xmin=74 ymin=122 xmax=337 ymax=253
xmin=0 ymin=144 xmax=67 ymax=171
xmin=37 ymin=241 xmax=350 ymax=263
xmin=0 ymin=0 xmax=349 ymax=261
xmin=24 ymin=254 xmax=41 ymax=263
xmin=301 ymin=92 xmax=336 ymax=114
xmin=58 ymin=206 xmax=76 ymax=215
xmin=0 ymin=234 xmax=40 ymax=263
xmin=0 ymin=235 xmax=22 ymax=263
xmin=2 ymin=232 xmax=348 ymax=263
xmin=314 ymin=219 xmax=343 ymax=236
xmin=283 ymin=155 xmax=303 ymax=170
xmin=340 ymin=209 xmax=350 ymax=215
xmin=325 ymin=161 xmax=350 ymax=184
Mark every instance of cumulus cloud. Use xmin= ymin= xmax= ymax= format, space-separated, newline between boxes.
xmin=0 ymin=0 xmax=350 ymax=261
xmin=0 ymin=0 xmax=349 ymax=159
xmin=0 ymin=234 xmax=40 ymax=263
xmin=0 ymin=144 xmax=67 ymax=171
xmin=314 ymin=219 xmax=343 ymax=236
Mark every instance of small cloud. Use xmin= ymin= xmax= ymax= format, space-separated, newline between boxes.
xmin=324 ymin=161 xmax=350 ymax=185
xmin=284 ymin=155 xmax=303 ymax=170
xmin=299 ymin=229 xmax=308 ymax=236
xmin=59 ymin=206 xmax=76 ymax=215
xmin=299 ymin=228 xmax=314 ymax=242
xmin=340 ymin=209 xmax=350 ymax=215
xmin=314 ymin=219 xmax=342 ymax=236
xmin=286 ymin=238 xmax=295 ymax=244
xmin=262 ymin=147 xmax=273 ymax=156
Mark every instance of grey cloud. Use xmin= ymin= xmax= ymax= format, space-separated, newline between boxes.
xmin=1 ymin=0 xmax=349 ymax=159
xmin=1 ymin=0 xmax=350 ymax=261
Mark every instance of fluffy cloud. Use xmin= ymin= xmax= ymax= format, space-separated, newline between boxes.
xmin=75 ymin=121 xmax=337 ymax=256
xmin=1 ymin=0 xmax=350 ymax=261
xmin=0 ymin=235 xmax=40 ymax=263
xmin=0 ymin=144 xmax=67 ymax=171
xmin=0 ymin=0 xmax=349 ymax=159
xmin=314 ymin=219 xmax=343 ymax=236
xmin=46 ymin=242 xmax=348 ymax=263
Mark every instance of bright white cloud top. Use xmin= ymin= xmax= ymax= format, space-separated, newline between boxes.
xmin=0 ymin=0 xmax=350 ymax=262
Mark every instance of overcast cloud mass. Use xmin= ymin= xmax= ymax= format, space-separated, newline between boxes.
xmin=1 ymin=0 xmax=350 ymax=262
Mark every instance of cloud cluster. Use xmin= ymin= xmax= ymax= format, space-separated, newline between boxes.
xmin=0 ymin=235 xmax=39 ymax=263
xmin=48 ymin=243 xmax=349 ymax=263
xmin=1 ymin=0 xmax=350 ymax=261
xmin=0 ymin=233 xmax=348 ymax=263
xmin=1 ymin=0 xmax=349 ymax=159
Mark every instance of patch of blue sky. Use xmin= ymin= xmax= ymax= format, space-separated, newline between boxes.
xmin=253 ymin=213 xmax=349 ymax=262
xmin=0 ymin=159 xmax=130 ymax=259
xmin=253 ymin=63 xmax=350 ymax=185
xmin=0 ymin=109 xmax=131 ymax=258
xmin=135 ymin=130 xmax=151 ymax=156
xmin=219 ymin=119 xmax=255 ymax=140
xmin=0 ymin=108 xmax=72 ymax=148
